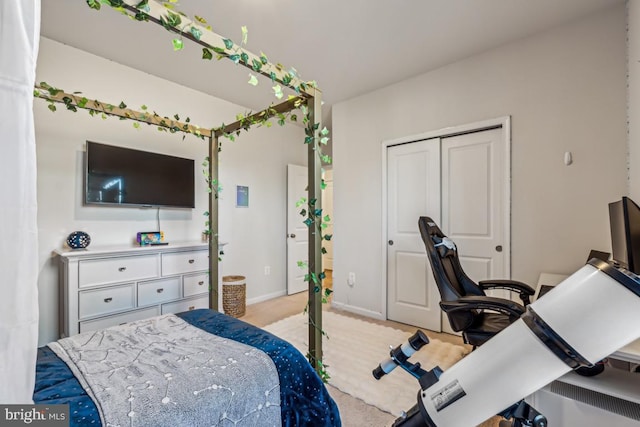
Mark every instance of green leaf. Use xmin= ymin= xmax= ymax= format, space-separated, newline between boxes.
xmin=260 ymin=52 xmax=268 ymax=64
xmin=140 ymin=104 xmax=148 ymax=110
xmin=133 ymin=122 xmax=140 ymax=129
xmin=304 ymin=218 xmax=314 ymax=227
xmin=195 ymin=15 xmax=207 ymax=24
xmin=313 ymin=209 xmax=322 ymax=216
xmin=323 ymin=214 xmax=331 ymax=222
xmin=323 ymin=234 xmax=333 ymax=241
xmin=172 ymin=38 xmax=184 ymax=51
xmin=269 ymin=72 xmax=277 ymax=83
xmin=166 ymin=10 xmax=181 ymax=27
xmin=248 ymin=74 xmax=259 ymax=86
xmin=320 ymin=137 xmax=329 ymax=145
xmin=47 ymin=103 xmax=57 ymax=112
xmin=273 ymin=84 xmax=283 ymax=99
xmin=240 ymin=52 xmax=249 ymax=64
xmin=321 ymin=180 xmax=327 ymax=190
xmin=78 ymin=97 xmax=89 ymax=108
xmin=295 ymin=197 xmax=307 ymax=208
xmin=190 ymin=26 xmax=202 ymax=40
xmin=223 ymin=38 xmax=234 ymax=50
xmin=241 ymin=26 xmax=248 ymax=45
xmin=228 ymin=54 xmax=240 ymax=64
xmin=201 ymin=47 xmax=213 ymax=60
xmin=118 ymin=101 xmax=127 ymax=109
xmin=251 ymin=58 xmax=262 ymax=72
xmin=86 ymin=0 xmax=101 ymax=10
xmin=320 ymin=126 xmax=329 ymax=136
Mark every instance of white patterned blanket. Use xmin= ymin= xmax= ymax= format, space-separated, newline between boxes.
xmin=49 ymin=314 xmax=281 ymax=427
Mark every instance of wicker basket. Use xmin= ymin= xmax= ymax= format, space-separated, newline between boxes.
xmin=222 ymin=275 xmax=246 ymax=318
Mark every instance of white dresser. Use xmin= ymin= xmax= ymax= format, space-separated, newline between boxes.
xmin=56 ymin=242 xmax=216 ymax=337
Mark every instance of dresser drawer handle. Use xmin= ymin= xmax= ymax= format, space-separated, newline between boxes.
xmin=104 ymin=297 xmax=113 ymax=303
xmin=188 ymin=259 xmax=195 ymax=264
xmin=156 ymin=288 xmax=164 ymax=293
xmin=188 ymin=306 xmax=195 ymax=311
xmin=118 ymin=267 xmax=127 ymax=272
xmin=198 ymin=281 xmax=204 ymax=286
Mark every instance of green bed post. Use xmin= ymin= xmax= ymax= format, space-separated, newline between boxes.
xmin=307 ymin=88 xmax=323 ymax=373
xmin=209 ymin=135 xmax=219 ymax=311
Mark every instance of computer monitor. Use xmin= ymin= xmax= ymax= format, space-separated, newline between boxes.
xmin=608 ymin=196 xmax=640 ymax=274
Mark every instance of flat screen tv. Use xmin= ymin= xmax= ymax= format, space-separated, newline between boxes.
xmin=608 ymin=196 xmax=640 ymax=274
xmin=85 ymin=141 xmax=195 ymax=209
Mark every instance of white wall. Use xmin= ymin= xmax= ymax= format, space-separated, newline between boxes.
xmin=331 ymin=6 xmax=627 ymax=318
xmin=35 ymin=38 xmax=306 ymax=345
xmin=630 ymin=1 xmax=640 ymax=200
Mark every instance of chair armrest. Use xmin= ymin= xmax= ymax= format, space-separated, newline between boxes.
xmin=479 ymin=279 xmax=535 ymax=305
xmin=440 ymin=296 xmax=525 ymax=319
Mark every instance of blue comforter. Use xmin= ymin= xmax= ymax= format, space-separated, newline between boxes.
xmin=33 ymin=309 xmax=341 ymax=427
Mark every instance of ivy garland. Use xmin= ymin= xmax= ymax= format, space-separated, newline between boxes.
xmin=37 ymin=0 xmax=334 ymax=380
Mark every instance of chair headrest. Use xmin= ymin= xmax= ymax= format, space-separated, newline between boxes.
xmin=433 ymin=236 xmax=457 ymax=257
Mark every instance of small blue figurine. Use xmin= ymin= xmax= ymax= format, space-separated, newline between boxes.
xmin=66 ymin=231 xmax=91 ymax=249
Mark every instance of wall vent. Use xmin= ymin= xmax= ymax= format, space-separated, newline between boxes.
xmin=549 ymin=381 xmax=640 ymax=421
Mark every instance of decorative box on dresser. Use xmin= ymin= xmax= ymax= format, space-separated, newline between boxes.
xmin=56 ymin=242 xmax=221 ymax=337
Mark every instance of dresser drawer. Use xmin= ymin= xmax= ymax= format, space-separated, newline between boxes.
xmin=162 ymin=250 xmax=208 ymax=276
xmin=79 ymin=283 xmax=135 ymax=319
xmin=138 ymin=277 xmax=181 ymax=306
xmin=161 ymin=295 xmax=209 ymax=315
xmin=79 ymin=306 xmax=160 ymax=333
xmin=183 ymin=273 xmax=209 ymax=297
xmin=78 ymin=254 xmax=159 ymax=288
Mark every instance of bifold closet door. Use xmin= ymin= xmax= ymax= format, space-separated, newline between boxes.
xmin=386 ymin=138 xmax=442 ymax=331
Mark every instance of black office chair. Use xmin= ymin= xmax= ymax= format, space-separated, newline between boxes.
xmin=418 ymin=216 xmax=535 ymax=348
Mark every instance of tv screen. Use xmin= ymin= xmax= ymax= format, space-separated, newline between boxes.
xmin=609 ymin=196 xmax=640 ymax=274
xmin=85 ymin=141 xmax=195 ymax=209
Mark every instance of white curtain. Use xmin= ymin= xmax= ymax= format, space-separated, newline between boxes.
xmin=0 ymin=0 xmax=41 ymax=403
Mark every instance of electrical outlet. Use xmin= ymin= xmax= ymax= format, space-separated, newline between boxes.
xmin=264 ymin=266 xmax=271 ymax=275
xmin=347 ymin=272 xmax=356 ymax=286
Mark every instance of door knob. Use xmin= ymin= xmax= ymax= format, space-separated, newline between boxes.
xmin=388 ymin=240 xmax=394 ymax=246
xmin=288 ymin=233 xmax=296 ymax=238
xmin=495 ymin=245 xmax=503 ymax=252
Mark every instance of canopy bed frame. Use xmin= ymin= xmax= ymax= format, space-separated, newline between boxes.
xmin=35 ymin=0 xmax=326 ymax=373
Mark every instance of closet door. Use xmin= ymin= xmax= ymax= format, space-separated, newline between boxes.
xmin=440 ymin=128 xmax=509 ymax=333
xmin=386 ymin=139 xmax=442 ymax=330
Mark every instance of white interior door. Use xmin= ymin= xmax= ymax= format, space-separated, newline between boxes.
xmin=287 ymin=164 xmax=309 ymax=295
xmin=440 ymin=127 xmax=509 ymax=333
xmin=387 ymin=139 xmax=442 ymax=330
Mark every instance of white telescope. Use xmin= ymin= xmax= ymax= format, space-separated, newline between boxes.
xmin=375 ymin=259 xmax=640 ymax=426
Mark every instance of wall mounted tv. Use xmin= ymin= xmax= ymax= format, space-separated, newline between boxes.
xmin=85 ymin=141 xmax=195 ymax=209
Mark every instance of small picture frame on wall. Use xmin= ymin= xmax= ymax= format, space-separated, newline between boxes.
xmin=236 ymin=185 xmax=249 ymax=208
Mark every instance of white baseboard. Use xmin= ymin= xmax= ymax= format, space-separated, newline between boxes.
xmin=246 ymin=290 xmax=286 ymax=306
xmin=331 ymin=300 xmax=385 ymax=321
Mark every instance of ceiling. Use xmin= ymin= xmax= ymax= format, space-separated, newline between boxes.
xmin=41 ymin=0 xmax=624 ymax=126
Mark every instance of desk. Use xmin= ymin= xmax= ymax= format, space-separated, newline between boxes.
xmin=612 ymin=339 xmax=640 ymax=364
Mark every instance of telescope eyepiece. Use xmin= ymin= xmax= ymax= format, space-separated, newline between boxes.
xmin=408 ymin=330 xmax=430 ymax=351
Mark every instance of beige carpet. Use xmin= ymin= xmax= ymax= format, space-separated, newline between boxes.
xmin=264 ymin=311 xmax=471 ymax=417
